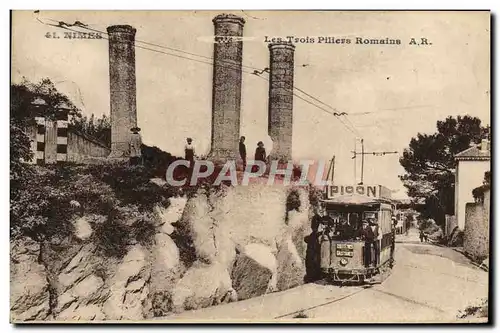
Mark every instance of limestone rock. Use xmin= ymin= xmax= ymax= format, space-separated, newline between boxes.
xmin=161 ymin=223 xmax=174 ymax=235
xmin=10 ymin=238 xmax=51 ymax=322
xmin=103 ymin=245 xmax=151 ymax=320
xmin=55 ymin=274 xmax=108 ymax=321
xmin=231 ymin=243 xmax=277 ymax=301
xmin=73 ymin=216 xmax=93 ymax=240
xmin=155 ymin=197 xmax=187 ymax=227
xmin=180 ymin=193 xmax=218 ymax=263
xmin=150 ymin=233 xmax=181 ymax=316
xmin=52 ymin=243 xmax=111 ymax=321
xmin=276 ymin=234 xmax=306 ymax=291
xmin=171 ymin=261 xmax=233 ymax=313
xmin=57 ymin=244 xmax=97 ymax=293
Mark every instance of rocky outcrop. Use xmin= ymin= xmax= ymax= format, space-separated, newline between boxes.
xmin=10 ymin=238 xmax=51 ymax=322
xmin=54 ymin=243 xmax=109 ymax=321
xmin=11 ymin=183 xmax=314 ymax=321
xmin=231 ymin=243 xmax=277 ymax=300
xmin=171 ymin=261 xmax=234 ymax=313
xmin=150 ymin=233 xmax=182 ymax=316
xmin=103 ymin=245 xmax=151 ymax=320
xmin=276 ymin=234 xmax=306 ymax=291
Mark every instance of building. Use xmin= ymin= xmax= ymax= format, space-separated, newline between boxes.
xmin=454 ymin=139 xmax=491 ymax=230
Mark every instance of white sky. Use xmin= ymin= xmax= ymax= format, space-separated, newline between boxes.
xmin=11 ymin=10 xmax=490 ymax=199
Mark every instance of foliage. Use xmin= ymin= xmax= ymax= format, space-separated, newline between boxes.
xmin=286 ymin=189 xmax=302 ymax=212
xmin=308 ymin=185 xmax=324 ymax=207
xmin=472 ymin=171 xmax=491 ymax=203
xmin=399 ymin=116 xmax=488 ymax=226
xmin=93 ymin=206 xmax=159 ymax=259
xmin=293 ymin=311 xmax=309 ymax=318
xmin=10 ymin=162 xmax=172 ymax=258
xmin=142 ymin=144 xmax=181 ymax=179
xmin=70 ymin=113 xmax=111 ymax=147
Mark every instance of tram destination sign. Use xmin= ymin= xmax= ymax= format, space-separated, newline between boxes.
xmin=326 ymin=184 xmax=392 ymax=200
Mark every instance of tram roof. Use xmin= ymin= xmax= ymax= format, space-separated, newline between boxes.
xmin=320 ymin=194 xmax=393 ymax=206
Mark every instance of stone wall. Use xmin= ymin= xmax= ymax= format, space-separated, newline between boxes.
xmin=463 ymin=190 xmax=490 ymax=261
xmin=455 ymin=160 xmax=490 ymax=230
xmin=27 ymin=124 xmax=110 ymax=164
xmin=445 ymin=215 xmax=458 ymax=238
xmin=67 ymin=130 xmax=111 ymax=163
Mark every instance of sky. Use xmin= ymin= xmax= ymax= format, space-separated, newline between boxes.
xmin=11 ymin=11 xmax=490 ymax=199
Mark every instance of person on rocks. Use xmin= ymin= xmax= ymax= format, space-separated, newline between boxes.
xmin=253 ymin=141 xmax=267 ymax=173
xmin=254 ymin=141 xmax=267 ymax=162
xmin=184 ymin=137 xmax=196 ymax=182
xmin=129 ymin=127 xmax=142 ymax=166
xmin=239 ymin=136 xmax=247 ymax=171
xmin=185 ymin=137 xmax=196 ymax=164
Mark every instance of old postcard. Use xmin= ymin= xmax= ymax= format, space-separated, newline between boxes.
xmin=10 ymin=10 xmax=490 ymax=323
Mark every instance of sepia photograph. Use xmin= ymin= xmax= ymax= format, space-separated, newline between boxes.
xmin=9 ymin=9 xmax=491 ymax=324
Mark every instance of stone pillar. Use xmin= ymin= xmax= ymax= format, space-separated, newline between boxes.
xmin=107 ymin=25 xmax=137 ymax=158
xmin=268 ymin=42 xmax=295 ymax=162
xmin=209 ymin=14 xmax=245 ymax=161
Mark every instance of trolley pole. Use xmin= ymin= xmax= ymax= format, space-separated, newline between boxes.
xmin=326 ymin=155 xmax=335 ymax=183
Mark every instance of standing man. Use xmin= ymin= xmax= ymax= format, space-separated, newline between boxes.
xmin=360 ymin=220 xmax=375 ymax=268
xmin=369 ymin=218 xmax=380 ymax=267
xmin=239 ymin=136 xmax=247 ymax=171
xmin=390 ymin=216 xmax=397 ymax=265
xmin=129 ymin=127 xmax=142 ymax=166
xmin=184 ymin=138 xmax=196 ymax=182
xmin=185 ymin=137 xmax=195 ymax=167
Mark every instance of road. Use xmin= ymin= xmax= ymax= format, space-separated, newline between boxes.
xmin=161 ymin=229 xmax=489 ymax=323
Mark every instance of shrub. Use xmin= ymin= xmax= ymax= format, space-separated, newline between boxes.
xmin=286 ymin=189 xmax=301 ymax=212
xmin=293 ymin=311 xmax=309 ymax=318
xmin=93 ymin=216 xmax=130 ymax=259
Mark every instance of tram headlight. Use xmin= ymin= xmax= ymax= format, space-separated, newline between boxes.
xmin=339 ymin=258 xmax=348 ymax=266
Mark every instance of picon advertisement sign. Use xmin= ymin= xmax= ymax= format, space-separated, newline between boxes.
xmin=325 ymin=184 xmax=392 ymax=200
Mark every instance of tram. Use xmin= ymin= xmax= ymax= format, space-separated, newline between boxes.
xmin=317 ymin=184 xmax=396 ymax=285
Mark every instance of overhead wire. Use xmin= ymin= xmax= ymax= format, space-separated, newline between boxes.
xmin=35 ymin=13 xmax=362 ymax=138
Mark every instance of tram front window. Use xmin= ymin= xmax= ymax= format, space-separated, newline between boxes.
xmin=330 ymin=212 xmax=361 ymax=240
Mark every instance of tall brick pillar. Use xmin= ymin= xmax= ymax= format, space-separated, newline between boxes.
xmin=209 ymin=14 xmax=245 ymax=161
xmin=268 ymin=42 xmax=295 ymax=162
xmin=107 ymin=25 xmax=137 ymax=158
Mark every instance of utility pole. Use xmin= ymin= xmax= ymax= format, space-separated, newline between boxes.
xmin=351 ymin=147 xmax=399 ymax=185
xmin=360 ymin=139 xmax=364 ymax=185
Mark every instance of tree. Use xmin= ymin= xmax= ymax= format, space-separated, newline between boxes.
xmin=399 ymin=115 xmax=487 ymax=226
xmin=70 ymin=113 xmax=111 ymax=147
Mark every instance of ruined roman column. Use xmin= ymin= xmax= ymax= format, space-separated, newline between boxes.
xmin=107 ymin=25 xmax=137 ymax=158
xmin=209 ymin=14 xmax=245 ymax=161
xmin=268 ymin=42 xmax=295 ymax=162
